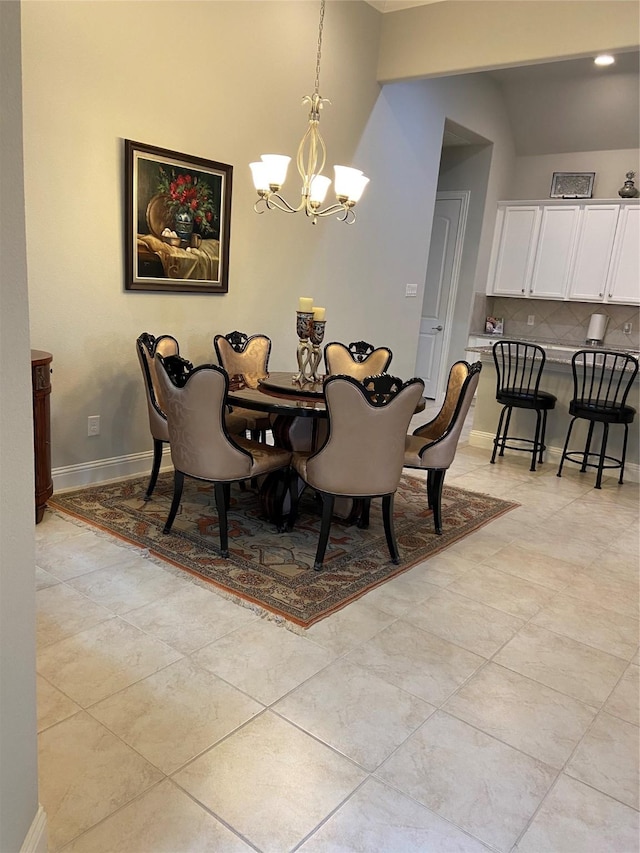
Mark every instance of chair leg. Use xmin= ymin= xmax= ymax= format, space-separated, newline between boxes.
xmin=581 ymin=421 xmax=595 ymax=473
xmin=426 ymin=470 xmax=434 ymax=508
xmin=145 ymin=439 xmax=164 ymax=500
xmin=530 ymin=409 xmax=542 ymax=472
xmin=314 ymin=492 xmax=335 ymax=571
xmin=382 ymin=493 xmax=400 ymax=564
xmin=595 ymin=423 xmax=609 ymax=490
xmin=557 ymin=417 xmax=577 ymax=478
xmin=539 ymin=409 xmax=549 ymax=463
xmin=272 ymin=467 xmax=290 ymax=532
xmin=163 ymin=470 xmax=184 ymax=533
xmin=214 ymin=482 xmax=230 ymax=557
xmin=620 ymin=424 xmax=629 ymax=484
xmin=357 ymin=498 xmax=371 ymax=529
xmin=491 ymin=406 xmax=507 ymax=464
xmin=500 ymin=408 xmax=513 ymax=457
xmin=430 ymin=469 xmax=446 ymax=535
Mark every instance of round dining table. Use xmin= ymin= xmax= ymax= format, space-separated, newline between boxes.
xmin=226 ymin=370 xmax=426 ymax=523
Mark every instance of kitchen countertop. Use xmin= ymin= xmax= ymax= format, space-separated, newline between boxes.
xmin=465 ymin=340 xmax=640 ymax=367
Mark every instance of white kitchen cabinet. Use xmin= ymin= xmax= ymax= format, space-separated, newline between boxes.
xmin=529 ymin=205 xmax=580 ymax=299
xmin=605 ymin=205 xmax=640 ymax=305
xmin=486 ymin=205 xmax=541 ymax=296
xmin=486 ymin=200 xmax=639 ymax=305
xmin=566 ymin=205 xmax=620 ymax=301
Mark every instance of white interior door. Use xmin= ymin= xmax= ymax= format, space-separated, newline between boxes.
xmin=415 ymin=191 xmax=469 ymax=398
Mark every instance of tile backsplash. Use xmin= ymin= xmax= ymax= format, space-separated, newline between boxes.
xmin=471 ymin=294 xmax=639 ymax=350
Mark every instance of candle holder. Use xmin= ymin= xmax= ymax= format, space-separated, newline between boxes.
xmin=294 ymin=311 xmax=324 ymax=384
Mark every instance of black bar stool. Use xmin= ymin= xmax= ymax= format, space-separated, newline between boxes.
xmin=491 ymin=340 xmax=557 ymax=472
xmin=557 ymin=350 xmax=638 ymax=489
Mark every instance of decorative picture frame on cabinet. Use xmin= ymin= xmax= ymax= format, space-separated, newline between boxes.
xmin=125 ymin=140 xmax=232 ymax=293
xmin=550 ymin=171 xmax=595 ymax=199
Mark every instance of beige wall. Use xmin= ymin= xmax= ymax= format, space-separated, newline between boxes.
xmin=378 ymin=1 xmax=640 ymax=82
xmin=21 ymin=0 xmax=519 ymax=479
xmin=511 ymin=149 xmax=640 ymax=200
xmin=0 ymin=2 xmax=40 ymax=850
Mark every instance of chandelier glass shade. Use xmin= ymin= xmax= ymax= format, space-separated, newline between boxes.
xmin=249 ymin=0 xmax=369 ymax=224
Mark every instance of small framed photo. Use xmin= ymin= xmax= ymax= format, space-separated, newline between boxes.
xmin=550 ymin=172 xmax=595 ymax=199
xmin=125 ymin=140 xmax=232 ymax=293
xmin=485 ymin=316 xmax=504 ymax=335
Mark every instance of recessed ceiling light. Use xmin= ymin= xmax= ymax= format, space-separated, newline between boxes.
xmin=594 ymin=55 xmax=615 ymax=66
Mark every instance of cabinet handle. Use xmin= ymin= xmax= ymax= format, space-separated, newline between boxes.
xmin=599 ymin=292 xmax=603 ymax=297
xmin=608 ymin=293 xmax=613 ymax=298
xmin=521 ymin=288 xmax=525 ymax=293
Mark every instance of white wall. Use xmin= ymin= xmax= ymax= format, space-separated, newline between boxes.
xmin=0 ymin=2 xmax=40 ymax=851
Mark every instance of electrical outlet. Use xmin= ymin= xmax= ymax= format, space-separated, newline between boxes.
xmin=527 ymin=315 xmax=535 ymax=326
xmin=623 ymin=322 xmax=633 ymax=334
xmin=87 ymin=415 xmax=100 ymax=436
xmin=405 ymin=283 xmax=418 ymax=297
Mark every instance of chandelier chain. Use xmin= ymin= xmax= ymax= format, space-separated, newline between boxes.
xmin=313 ymin=0 xmax=325 ymax=96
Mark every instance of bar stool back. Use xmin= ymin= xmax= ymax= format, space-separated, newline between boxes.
xmin=491 ymin=340 xmax=557 ymax=471
xmin=557 ymin=350 xmax=638 ymax=489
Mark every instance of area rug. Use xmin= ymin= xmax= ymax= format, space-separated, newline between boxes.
xmin=49 ymin=473 xmax=517 ymax=628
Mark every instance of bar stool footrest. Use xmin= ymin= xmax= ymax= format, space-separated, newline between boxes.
xmin=562 ymin=450 xmax=623 ymax=472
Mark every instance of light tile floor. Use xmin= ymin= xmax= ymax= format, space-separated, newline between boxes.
xmin=35 ymin=408 xmax=639 ymax=852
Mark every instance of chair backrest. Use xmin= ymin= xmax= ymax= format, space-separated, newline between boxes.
xmin=324 ymin=340 xmax=393 ymax=380
xmin=136 ymin=333 xmax=180 ymax=441
xmin=154 ymin=358 xmax=253 ymax=481
xmin=571 ymin=350 xmax=639 ymax=410
xmin=306 ymin=373 xmax=424 ymax=496
xmin=413 ymin=361 xmax=482 ymax=468
xmin=213 ymin=331 xmax=271 ymax=377
xmin=492 ymin=340 xmax=546 ymax=399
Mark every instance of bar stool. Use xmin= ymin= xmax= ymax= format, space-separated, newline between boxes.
xmin=491 ymin=340 xmax=557 ymax=472
xmin=557 ymin=350 xmax=638 ymax=489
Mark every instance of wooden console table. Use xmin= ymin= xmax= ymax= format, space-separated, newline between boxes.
xmin=31 ymin=350 xmax=53 ymax=523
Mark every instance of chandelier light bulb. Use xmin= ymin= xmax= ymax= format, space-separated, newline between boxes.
xmin=249 ymin=0 xmax=369 ymax=224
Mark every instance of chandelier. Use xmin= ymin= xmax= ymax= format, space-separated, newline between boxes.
xmin=249 ymin=0 xmax=369 ymax=225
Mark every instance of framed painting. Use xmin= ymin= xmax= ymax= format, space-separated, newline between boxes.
xmin=549 ymin=171 xmax=595 ymax=199
xmin=125 ymin=140 xmax=232 ymax=293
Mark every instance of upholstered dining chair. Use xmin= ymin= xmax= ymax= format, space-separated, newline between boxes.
xmin=557 ymin=349 xmax=638 ymax=489
xmin=288 ymin=373 xmax=425 ymax=571
xmin=323 ymin=340 xmax=393 ymax=380
xmin=155 ymin=358 xmax=292 ymax=557
xmin=136 ymin=333 xmax=247 ymax=501
xmin=404 ymin=360 xmax=482 ymax=534
xmin=213 ymin=330 xmax=272 ymax=442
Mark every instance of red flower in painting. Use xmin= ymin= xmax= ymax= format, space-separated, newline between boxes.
xmin=157 ymin=166 xmax=218 ymax=237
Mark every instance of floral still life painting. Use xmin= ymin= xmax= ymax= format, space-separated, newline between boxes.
xmin=125 ymin=140 xmax=232 ymax=293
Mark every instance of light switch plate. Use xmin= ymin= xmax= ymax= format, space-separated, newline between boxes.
xmin=405 ymin=283 xmax=418 ymax=297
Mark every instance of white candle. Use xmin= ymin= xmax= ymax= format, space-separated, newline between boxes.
xmin=312 ymin=306 xmax=326 ymax=321
xmin=298 ymin=297 xmax=314 ymax=313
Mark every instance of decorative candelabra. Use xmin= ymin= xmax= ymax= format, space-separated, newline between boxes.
xmin=294 ymin=299 xmax=326 ymax=384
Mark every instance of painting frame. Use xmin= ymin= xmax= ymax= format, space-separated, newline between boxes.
xmin=549 ymin=171 xmax=595 ymax=199
xmin=125 ymin=140 xmax=232 ymax=293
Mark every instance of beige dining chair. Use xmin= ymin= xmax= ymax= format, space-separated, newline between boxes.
xmin=323 ymin=340 xmax=393 ymax=380
xmin=155 ymin=358 xmax=292 ymax=556
xmin=136 ymin=332 xmax=247 ymax=501
xmin=214 ymin=330 xmax=273 ymax=442
xmin=288 ymin=373 xmax=424 ymax=571
xmin=404 ymin=360 xmax=481 ymax=534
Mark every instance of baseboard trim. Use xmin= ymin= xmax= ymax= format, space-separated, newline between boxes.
xmin=20 ymin=805 xmax=47 ymax=853
xmin=469 ymin=429 xmax=640 ymax=483
xmin=53 ymin=447 xmax=172 ymax=492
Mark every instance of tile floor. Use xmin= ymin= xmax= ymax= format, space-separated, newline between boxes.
xmin=35 ymin=409 xmax=639 ymax=852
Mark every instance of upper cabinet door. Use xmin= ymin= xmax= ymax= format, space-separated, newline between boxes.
xmin=487 ymin=206 xmax=541 ymax=296
xmin=567 ymin=205 xmax=620 ymax=301
xmin=529 ymin=205 xmax=580 ymax=299
xmin=605 ymin=205 xmax=640 ymax=305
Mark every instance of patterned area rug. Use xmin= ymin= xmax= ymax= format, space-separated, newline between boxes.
xmin=49 ymin=473 xmax=517 ymax=628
